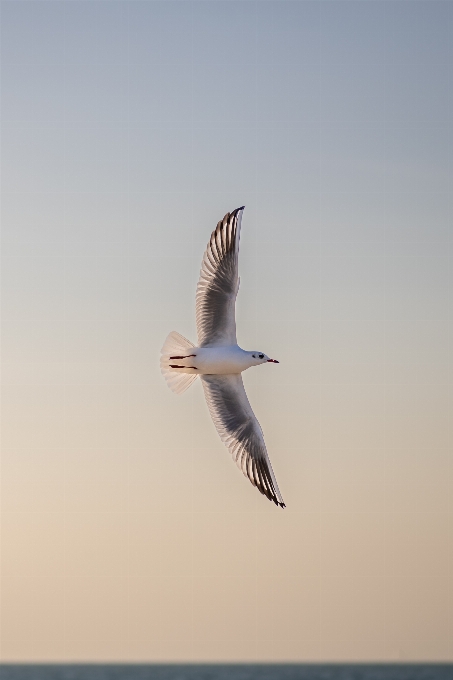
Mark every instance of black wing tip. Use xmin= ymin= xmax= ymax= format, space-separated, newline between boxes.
xmin=217 ymin=206 xmax=244 ymax=230
xmin=253 ymin=457 xmax=285 ymax=508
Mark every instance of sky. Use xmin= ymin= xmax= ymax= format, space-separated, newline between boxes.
xmin=1 ymin=0 xmax=452 ymax=664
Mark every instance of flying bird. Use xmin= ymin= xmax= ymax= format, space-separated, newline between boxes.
xmin=161 ymin=207 xmax=285 ymax=508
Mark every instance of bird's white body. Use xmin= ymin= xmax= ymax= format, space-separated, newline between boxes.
xmin=170 ymin=344 xmax=268 ymax=375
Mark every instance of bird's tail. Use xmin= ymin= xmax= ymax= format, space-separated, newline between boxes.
xmin=160 ymin=331 xmax=198 ymax=394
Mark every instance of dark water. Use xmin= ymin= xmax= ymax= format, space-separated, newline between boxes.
xmin=0 ymin=666 xmax=452 ymax=680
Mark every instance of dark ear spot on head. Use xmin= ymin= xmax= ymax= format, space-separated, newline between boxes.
xmin=252 ymin=354 xmax=256 ymax=358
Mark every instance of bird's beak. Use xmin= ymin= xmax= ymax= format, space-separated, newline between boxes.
xmin=267 ymin=359 xmax=279 ymax=363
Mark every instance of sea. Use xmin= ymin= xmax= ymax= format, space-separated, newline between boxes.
xmin=0 ymin=666 xmax=452 ymax=680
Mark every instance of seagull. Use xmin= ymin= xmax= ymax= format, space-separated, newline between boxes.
xmin=160 ymin=207 xmax=285 ymax=508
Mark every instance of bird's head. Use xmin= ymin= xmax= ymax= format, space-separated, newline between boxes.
xmin=249 ymin=351 xmax=279 ymax=366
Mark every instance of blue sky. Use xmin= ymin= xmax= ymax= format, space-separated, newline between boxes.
xmin=1 ymin=0 xmax=452 ymax=663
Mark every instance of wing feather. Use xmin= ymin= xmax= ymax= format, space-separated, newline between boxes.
xmin=201 ymin=374 xmax=285 ymax=507
xmin=196 ymin=207 xmax=243 ymax=347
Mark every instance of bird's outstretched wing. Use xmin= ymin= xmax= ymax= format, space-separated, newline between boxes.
xmin=196 ymin=207 xmax=243 ymax=347
xmin=201 ymin=373 xmax=285 ymax=507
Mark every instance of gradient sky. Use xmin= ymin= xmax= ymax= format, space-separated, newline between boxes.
xmin=1 ymin=0 xmax=452 ymax=663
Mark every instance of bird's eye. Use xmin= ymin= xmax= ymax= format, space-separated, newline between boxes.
xmin=259 ymin=354 xmax=264 ymax=359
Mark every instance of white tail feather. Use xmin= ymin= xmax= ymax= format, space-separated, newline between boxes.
xmin=161 ymin=331 xmax=195 ymax=356
xmin=160 ymin=331 xmax=198 ymax=395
